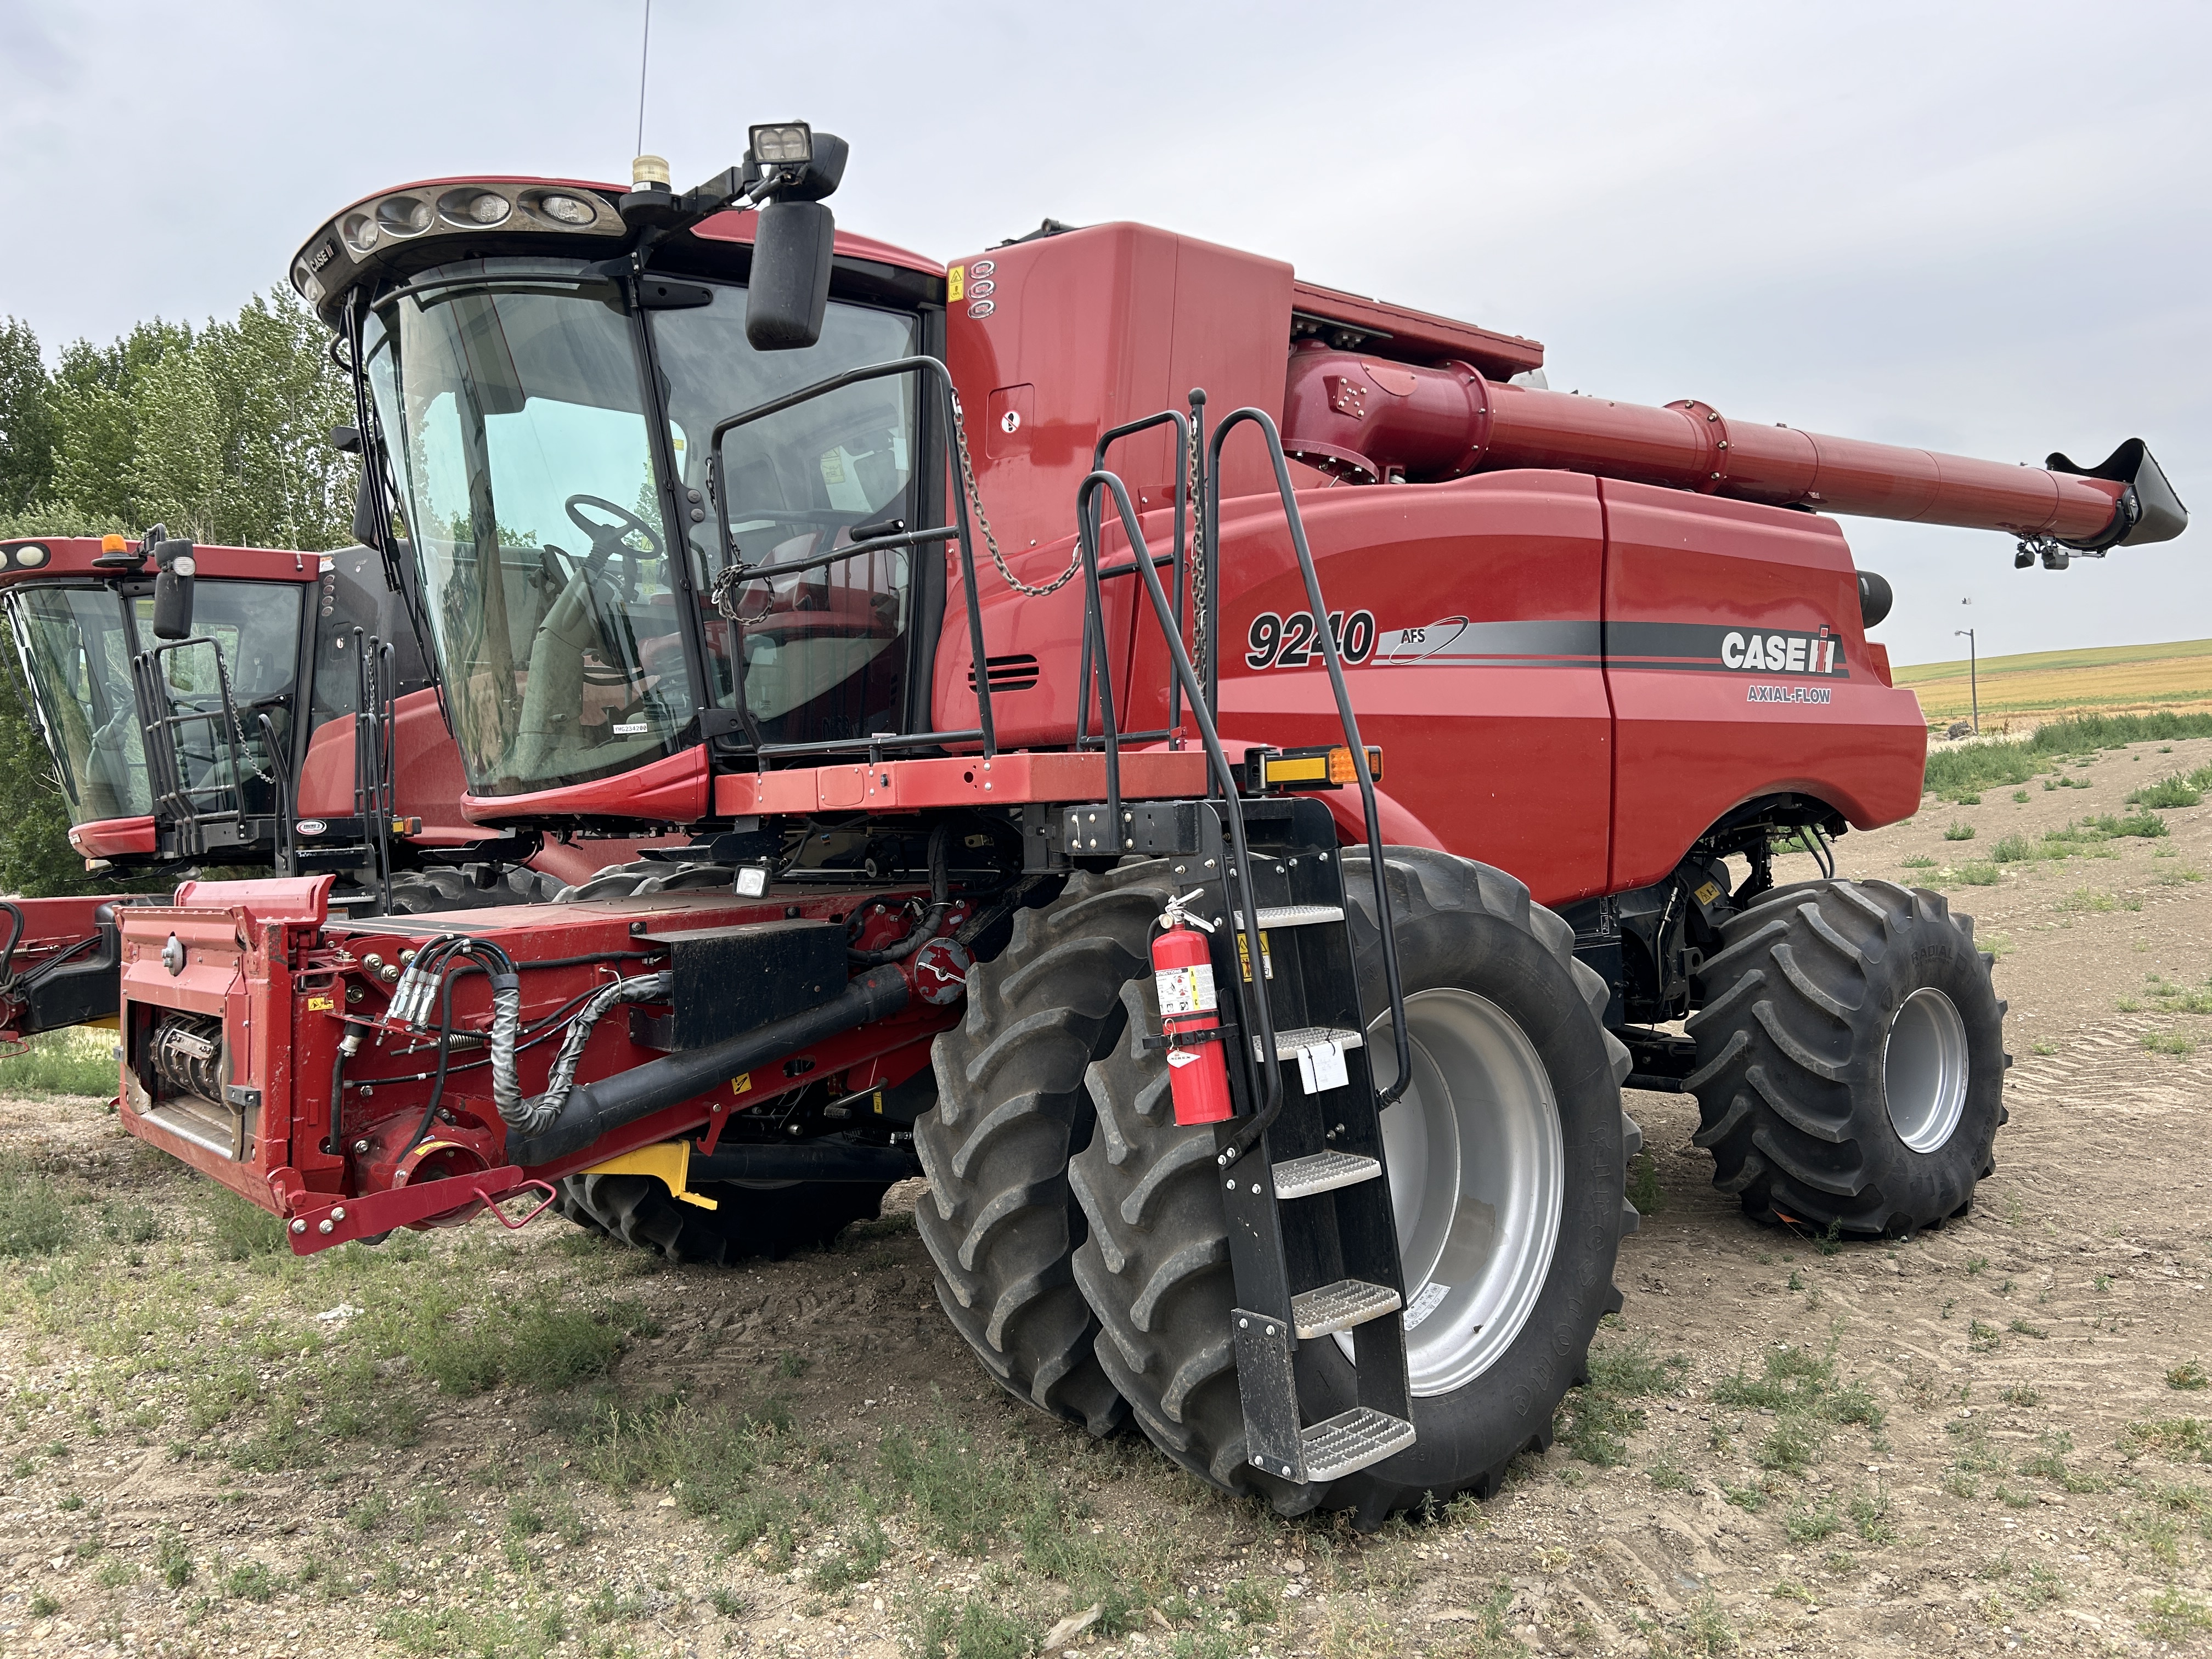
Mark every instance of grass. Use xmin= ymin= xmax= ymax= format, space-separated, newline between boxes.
xmin=1921 ymin=711 xmax=2212 ymax=800
xmin=2122 ymin=1418 xmax=2212 ymax=1464
xmin=0 ymin=1161 xmax=75 ymax=1256
xmin=2126 ymin=762 xmax=2212 ymax=808
xmin=1552 ymin=1336 xmax=1690 ymax=1464
xmin=1709 ymin=1344 xmax=1883 ymax=1477
xmin=1626 ymin=1151 xmax=1663 ymax=1216
xmin=2169 ymin=1362 xmax=2209 ymax=1392
xmin=0 ymin=1027 xmax=118 ymax=1097
xmin=1943 ymin=820 xmax=1976 ymax=841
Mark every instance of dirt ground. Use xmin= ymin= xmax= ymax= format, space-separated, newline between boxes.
xmin=2 ymin=738 xmax=2210 ymax=1659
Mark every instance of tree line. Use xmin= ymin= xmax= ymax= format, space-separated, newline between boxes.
xmin=0 ymin=290 xmax=358 ymax=896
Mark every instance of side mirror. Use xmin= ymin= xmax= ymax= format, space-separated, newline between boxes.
xmin=150 ymin=540 xmax=196 ymax=641
xmin=746 ymin=200 xmax=835 ymax=351
xmin=351 ymin=469 xmax=382 ymax=548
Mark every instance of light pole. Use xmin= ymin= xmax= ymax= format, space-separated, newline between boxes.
xmin=1955 ymin=628 xmax=1978 ymax=735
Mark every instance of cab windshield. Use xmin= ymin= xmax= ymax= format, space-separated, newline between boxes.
xmin=362 ymin=261 xmax=921 ymax=796
xmin=2 ymin=582 xmax=303 ymax=828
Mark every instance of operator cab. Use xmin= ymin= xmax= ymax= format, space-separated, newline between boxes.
xmin=0 ymin=541 xmax=311 ymax=858
xmin=0 ymin=536 xmax=430 ymax=870
xmin=295 ymin=146 xmax=945 ymax=808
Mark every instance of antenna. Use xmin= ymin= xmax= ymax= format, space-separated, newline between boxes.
xmin=634 ymin=0 xmax=653 ymax=157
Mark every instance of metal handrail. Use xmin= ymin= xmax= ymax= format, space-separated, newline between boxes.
xmin=1081 ymin=409 xmax=1193 ymax=741
xmin=1074 ymin=468 xmax=1285 ymax=1141
xmin=1205 ymin=408 xmax=1412 ymax=1121
xmin=707 ymin=354 xmax=996 ymax=758
xmin=132 ymin=636 xmax=253 ymax=838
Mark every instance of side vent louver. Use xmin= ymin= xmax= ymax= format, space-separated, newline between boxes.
xmin=968 ymin=653 xmax=1041 ymax=693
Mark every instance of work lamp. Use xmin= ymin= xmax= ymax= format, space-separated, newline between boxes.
xmin=749 ymin=123 xmax=812 ymax=167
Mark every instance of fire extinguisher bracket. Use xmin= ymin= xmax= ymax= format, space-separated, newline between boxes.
xmin=1139 ymin=1023 xmax=1239 ymax=1053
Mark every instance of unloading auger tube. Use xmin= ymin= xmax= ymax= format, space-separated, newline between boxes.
xmin=1278 ymin=346 xmax=2187 ymax=553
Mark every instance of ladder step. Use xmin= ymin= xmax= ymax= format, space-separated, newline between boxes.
xmin=1232 ymin=904 xmax=1346 ymax=930
xmin=1255 ymin=1025 xmax=1365 ymax=1063
xmin=1300 ymin=1407 xmax=1417 ymax=1482
xmin=1272 ymin=1150 xmax=1382 ymax=1200
xmin=1292 ymin=1278 xmax=1402 ymax=1339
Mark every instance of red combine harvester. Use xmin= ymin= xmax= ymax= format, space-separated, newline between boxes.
xmin=109 ymin=127 xmax=2182 ymax=1521
xmin=0 ymin=532 xmax=661 ymax=1044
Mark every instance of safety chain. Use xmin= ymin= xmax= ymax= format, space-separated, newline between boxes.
xmin=949 ymin=386 xmax=1084 ymax=599
xmin=708 ymin=558 xmax=771 ymax=623
xmin=1185 ymin=419 xmax=1207 ymax=692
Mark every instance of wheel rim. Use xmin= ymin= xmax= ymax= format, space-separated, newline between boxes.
xmin=1883 ymin=986 xmax=1970 ymax=1153
xmin=1361 ymin=988 xmax=1564 ymax=1397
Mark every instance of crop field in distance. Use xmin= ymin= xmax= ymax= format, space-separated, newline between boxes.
xmin=1896 ymin=636 xmax=2212 ymax=731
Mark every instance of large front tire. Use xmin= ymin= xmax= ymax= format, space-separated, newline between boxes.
xmin=1068 ymin=849 xmax=1636 ymax=1526
xmin=1684 ymin=878 xmax=2007 ymax=1237
xmin=913 ymin=862 xmax=1176 ymax=1436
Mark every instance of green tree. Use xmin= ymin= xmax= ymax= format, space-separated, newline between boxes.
xmin=47 ymin=319 xmax=193 ymax=529
xmin=0 ymin=318 xmax=57 ymax=515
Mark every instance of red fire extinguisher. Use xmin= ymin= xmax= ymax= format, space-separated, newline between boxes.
xmin=1153 ymin=890 xmax=1233 ymax=1126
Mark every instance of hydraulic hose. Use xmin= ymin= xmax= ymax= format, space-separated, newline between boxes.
xmin=500 ymin=970 xmax=673 ymax=1136
xmin=486 ymin=970 xmax=521 ymax=1125
xmin=506 ymin=964 xmax=911 ymax=1167
xmin=848 ymin=821 xmax=952 ymax=966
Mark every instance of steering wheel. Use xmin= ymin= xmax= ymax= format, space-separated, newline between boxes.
xmin=563 ymin=494 xmax=664 ymax=560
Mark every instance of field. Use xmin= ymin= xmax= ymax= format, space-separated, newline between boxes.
xmin=3 ymin=740 xmax=2212 ymax=1657
xmin=1895 ymin=637 xmax=2212 ymax=730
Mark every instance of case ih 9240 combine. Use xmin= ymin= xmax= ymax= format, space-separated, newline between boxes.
xmin=80 ymin=125 xmax=2181 ymax=1522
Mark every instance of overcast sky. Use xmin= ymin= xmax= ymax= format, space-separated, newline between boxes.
xmin=2 ymin=0 xmax=2204 ymax=665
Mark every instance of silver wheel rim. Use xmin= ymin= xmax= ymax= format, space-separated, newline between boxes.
xmin=1884 ymin=986 xmax=1970 ymax=1154
xmin=1357 ymin=988 xmax=1565 ymax=1397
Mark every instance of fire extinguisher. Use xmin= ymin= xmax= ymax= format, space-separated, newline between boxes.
xmin=1152 ymin=890 xmax=1233 ymax=1126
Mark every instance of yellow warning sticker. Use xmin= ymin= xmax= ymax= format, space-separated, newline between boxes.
xmin=947 ymin=266 xmax=964 ymax=302
xmin=1692 ymin=880 xmax=1722 ymax=906
xmin=1237 ymin=930 xmax=1274 ymax=984
xmin=306 ymin=995 xmax=335 ymax=1013
xmin=731 ymin=1074 xmax=753 ymax=1097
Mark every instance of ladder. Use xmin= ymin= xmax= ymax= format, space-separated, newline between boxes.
xmin=1069 ymin=402 xmax=1417 ymax=1488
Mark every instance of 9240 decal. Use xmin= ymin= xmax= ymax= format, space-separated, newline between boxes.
xmin=1244 ymin=609 xmax=1378 ymax=669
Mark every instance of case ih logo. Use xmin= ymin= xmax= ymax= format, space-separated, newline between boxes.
xmin=1719 ymin=627 xmax=1846 ymax=676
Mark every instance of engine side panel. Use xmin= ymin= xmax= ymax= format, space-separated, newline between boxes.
xmin=1181 ymin=472 xmax=1616 ymax=907
xmin=1600 ymin=480 xmax=1926 ymax=891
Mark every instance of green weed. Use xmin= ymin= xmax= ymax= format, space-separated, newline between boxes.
xmin=1943 ymin=821 xmax=1976 ymax=842
xmin=2121 ymin=1418 xmax=2212 ymax=1464
xmin=2126 ymin=773 xmax=2203 ymax=809
xmin=1626 ymin=1151 xmax=1663 ymax=1216
xmin=0 ymin=1028 xmax=117 ymax=1096
xmin=915 ymin=1595 xmax=1037 ymax=1659
xmin=0 ymin=1164 xmax=74 ymax=1257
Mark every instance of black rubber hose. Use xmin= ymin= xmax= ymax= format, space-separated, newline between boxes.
xmin=848 ymin=821 xmax=953 ymax=966
xmin=0 ymin=901 xmax=22 ymax=984
xmin=507 ymin=965 xmax=911 ymax=1167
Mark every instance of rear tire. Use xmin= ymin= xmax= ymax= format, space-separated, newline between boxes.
xmin=1685 ymin=878 xmax=2007 ymax=1237
xmin=1067 ymin=848 xmax=1637 ymax=1526
xmin=913 ymin=861 xmax=1177 ymax=1436
xmin=558 ymin=1173 xmax=890 ymax=1265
